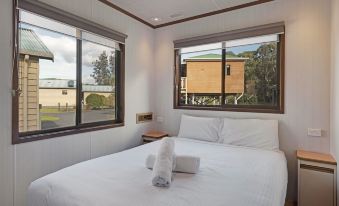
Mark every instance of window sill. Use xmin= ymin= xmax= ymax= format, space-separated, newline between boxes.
xmin=174 ymin=105 xmax=284 ymax=114
xmin=13 ymin=122 xmax=124 ymax=144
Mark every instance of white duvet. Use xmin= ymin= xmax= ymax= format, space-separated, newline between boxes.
xmin=27 ymin=138 xmax=288 ymax=206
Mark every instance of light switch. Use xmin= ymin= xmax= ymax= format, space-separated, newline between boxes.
xmin=307 ymin=128 xmax=322 ymax=137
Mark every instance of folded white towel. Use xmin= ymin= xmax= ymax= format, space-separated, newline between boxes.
xmin=146 ymin=154 xmax=200 ymax=174
xmin=151 ymin=137 xmax=175 ymax=187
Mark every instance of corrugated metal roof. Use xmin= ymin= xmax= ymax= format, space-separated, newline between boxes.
xmin=39 ymin=79 xmax=114 ymax=92
xmin=19 ymin=28 xmax=54 ymax=61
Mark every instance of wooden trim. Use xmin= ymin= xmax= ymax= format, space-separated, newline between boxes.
xmin=279 ymin=33 xmax=285 ymax=114
xmin=174 ymin=105 xmax=283 ymax=114
xmin=297 ymin=150 xmax=337 ymax=165
xmin=173 ymin=31 xmax=285 ymax=114
xmin=300 ymin=164 xmax=334 ymax=174
xmin=142 ymin=131 xmax=168 ymax=139
xmin=20 ymin=0 xmax=127 ymax=43
xmin=12 ymin=10 xmax=126 ymax=144
xmin=98 ymin=0 xmax=273 ymax=29
xmin=12 ymin=0 xmax=19 ymax=145
xmin=97 ymin=0 xmax=156 ymax=29
xmin=156 ymin=0 xmax=274 ymax=29
xmin=14 ymin=122 xmax=124 ymax=144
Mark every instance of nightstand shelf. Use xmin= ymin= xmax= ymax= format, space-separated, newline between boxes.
xmin=297 ymin=150 xmax=337 ymax=206
xmin=142 ymin=131 xmax=168 ymax=143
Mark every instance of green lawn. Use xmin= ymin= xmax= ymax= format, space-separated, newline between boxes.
xmin=40 ymin=115 xmax=60 ymax=122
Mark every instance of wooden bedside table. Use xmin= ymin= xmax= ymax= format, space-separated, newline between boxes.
xmin=297 ymin=150 xmax=337 ymax=206
xmin=142 ymin=131 xmax=168 ymax=143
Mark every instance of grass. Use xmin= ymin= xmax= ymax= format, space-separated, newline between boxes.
xmin=40 ymin=115 xmax=60 ymax=122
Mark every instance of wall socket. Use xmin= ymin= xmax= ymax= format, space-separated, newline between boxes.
xmin=307 ymin=128 xmax=322 ymax=137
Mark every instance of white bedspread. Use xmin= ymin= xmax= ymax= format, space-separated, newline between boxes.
xmin=27 ymin=138 xmax=288 ymax=206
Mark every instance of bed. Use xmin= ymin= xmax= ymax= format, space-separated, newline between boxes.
xmin=27 ymin=137 xmax=287 ymax=206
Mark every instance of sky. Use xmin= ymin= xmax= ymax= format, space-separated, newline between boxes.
xmin=20 ymin=11 xmax=116 ymax=85
xmin=180 ymin=34 xmax=278 ymax=62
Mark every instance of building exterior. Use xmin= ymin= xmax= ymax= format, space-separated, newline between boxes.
xmin=18 ymin=28 xmax=54 ymax=132
xmin=39 ymin=79 xmax=114 ymax=107
xmin=182 ymin=53 xmax=247 ymax=95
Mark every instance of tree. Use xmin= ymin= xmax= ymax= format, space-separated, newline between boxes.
xmin=86 ymin=93 xmax=106 ymax=109
xmin=242 ymin=43 xmax=278 ymax=104
xmin=91 ymin=51 xmax=115 ymax=85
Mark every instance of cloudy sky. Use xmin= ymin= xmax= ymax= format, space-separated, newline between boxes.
xmin=20 ymin=22 xmax=115 ymax=85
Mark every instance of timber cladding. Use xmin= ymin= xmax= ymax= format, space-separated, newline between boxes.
xmin=185 ymin=60 xmax=245 ymax=94
xmin=18 ymin=55 xmax=40 ymax=132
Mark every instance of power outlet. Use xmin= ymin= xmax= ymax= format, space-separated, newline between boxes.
xmin=307 ymin=128 xmax=322 ymax=137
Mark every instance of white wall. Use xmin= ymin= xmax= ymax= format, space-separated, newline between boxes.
xmin=331 ymin=0 xmax=339 ymax=201
xmin=154 ymin=0 xmax=332 ymax=201
xmin=0 ymin=0 xmax=334 ymax=205
xmin=0 ymin=0 xmax=156 ymax=205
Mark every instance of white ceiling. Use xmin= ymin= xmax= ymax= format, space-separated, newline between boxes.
xmin=107 ymin=0 xmax=256 ymax=26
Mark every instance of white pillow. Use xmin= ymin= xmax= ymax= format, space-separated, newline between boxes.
xmin=178 ymin=115 xmax=220 ymax=142
xmin=219 ymin=118 xmax=279 ymax=150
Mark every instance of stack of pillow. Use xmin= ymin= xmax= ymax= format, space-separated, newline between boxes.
xmin=177 ymin=114 xmax=280 ymax=151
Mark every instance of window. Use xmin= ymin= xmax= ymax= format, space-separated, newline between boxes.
xmin=174 ymin=23 xmax=285 ymax=113
xmin=13 ymin=1 xmax=126 ymax=144
xmin=226 ymin=65 xmax=231 ymax=76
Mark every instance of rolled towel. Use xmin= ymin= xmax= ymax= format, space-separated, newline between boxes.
xmin=146 ymin=154 xmax=200 ymax=174
xmin=152 ymin=137 xmax=175 ymax=187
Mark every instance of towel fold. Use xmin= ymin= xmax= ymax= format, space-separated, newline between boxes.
xmin=146 ymin=154 xmax=200 ymax=174
xmin=151 ymin=137 xmax=175 ymax=187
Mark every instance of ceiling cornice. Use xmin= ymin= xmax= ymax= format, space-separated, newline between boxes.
xmin=98 ymin=0 xmax=274 ymax=29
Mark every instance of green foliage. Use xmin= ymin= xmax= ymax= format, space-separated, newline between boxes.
xmin=103 ymin=94 xmax=115 ymax=107
xmin=237 ymin=94 xmax=258 ymax=104
xmin=226 ymin=95 xmax=235 ymax=104
xmin=242 ymin=43 xmax=278 ymax=105
xmin=91 ymin=51 xmax=115 ymax=85
xmin=86 ymin=93 xmax=106 ymax=109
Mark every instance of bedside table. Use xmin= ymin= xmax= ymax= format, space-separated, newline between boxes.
xmin=142 ymin=131 xmax=168 ymax=143
xmin=297 ymin=150 xmax=337 ymax=206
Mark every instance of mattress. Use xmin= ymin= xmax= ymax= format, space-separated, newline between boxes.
xmin=27 ymin=138 xmax=288 ymax=206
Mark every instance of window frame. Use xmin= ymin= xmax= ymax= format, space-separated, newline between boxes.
xmin=12 ymin=1 xmax=125 ymax=144
xmin=173 ymin=31 xmax=285 ymax=114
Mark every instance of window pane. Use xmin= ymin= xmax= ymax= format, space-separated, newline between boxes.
xmin=180 ymin=46 xmax=222 ymax=106
xmin=224 ymin=35 xmax=279 ymax=106
xmin=18 ymin=21 xmax=76 ymax=132
xmin=81 ymin=40 xmax=116 ymax=123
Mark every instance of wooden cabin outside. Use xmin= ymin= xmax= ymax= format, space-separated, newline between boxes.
xmin=182 ymin=54 xmax=247 ymax=96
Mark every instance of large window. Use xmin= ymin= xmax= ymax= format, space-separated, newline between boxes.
xmin=174 ymin=23 xmax=284 ymax=113
xmin=13 ymin=2 xmax=125 ymax=144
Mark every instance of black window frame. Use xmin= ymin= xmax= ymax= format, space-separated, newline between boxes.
xmin=173 ymin=24 xmax=285 ymax=114
xmin=12 ymin=1 xmax=125 ymax=144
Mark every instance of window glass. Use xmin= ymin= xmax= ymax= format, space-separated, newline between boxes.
xmin=18 ymin=20 xmax=76 ymax=132
xmin=17 ymin=10 xmax=121 ymax=136
xmin=81 ymin=40 xmax=116 ymax=123
xmin=180 ymin=47 xmax=222 ymax=106
xmin=224 ymin=35 xmax=279 ymax=106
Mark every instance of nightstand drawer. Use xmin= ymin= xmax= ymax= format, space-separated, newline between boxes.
xmin=299 ymin=163 xmax=334 ymax=206
xmin=297 ymin=150 xmax=337 ymax=206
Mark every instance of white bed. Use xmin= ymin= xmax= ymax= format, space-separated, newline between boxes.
xmin=27 ymin=137 xmax=288 ymax=206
